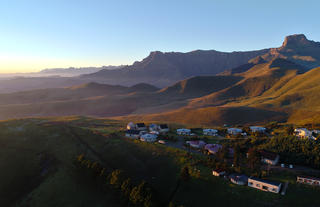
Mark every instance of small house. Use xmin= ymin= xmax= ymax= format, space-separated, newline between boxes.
xmin=227 ymin=128 xmax=242 ymax=135
xmin=186 ymin=140 xmax=206 ymax=148
xmin=250 ymin=126 xmax=266 ymax=133
xmin=140 ymin=133 xmax=157 ymax=142
xmin=212 ymin=169 xmax=226 ymax=177
xmin=125 ymin=130 xmax=140 ymax=139
xmin=177 ymin=128 xmax=191 ymax=135
xmin=149 ymin=124 xmax=158 ymax=132
xmin=127 ymin=122 xmax=136 ymax=130
xmin=258 ymin=150 xmax=280 ymax=166
xmin=203 ymin=129 xmax=218 ymax=136
xmin=136 ymin=123 xmax=147 ymax=131
xmin=229 ymin=174 xmax=249 ymax=185
xmin=297 ymin=175 xmax=320 ymax=186
xmin=294 ymin=128 xmax=315 ymax=140
xmin=248 ymin=177 xmax=282 ymax=193
xmin=158 ymin=124 xmax=169 ymax=133
xmin=205 ymin=144 xmax=222 ymax=154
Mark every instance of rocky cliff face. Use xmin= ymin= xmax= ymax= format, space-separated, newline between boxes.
xmin=80 ymin=34 xmax=320 ymax=87
xmin=83 ymin=49 xmax=269 ymax=87
xmin=258 ymin=34 xmax=320 ymax=69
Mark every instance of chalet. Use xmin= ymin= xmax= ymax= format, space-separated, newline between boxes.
xmin=229 ymin=174 xmax=248 ymax=185
xmin=212 ymin=169 xmax=226 ymax=177
xmin=297 ymin=175 xmax=320 ymax=186
xmin=203 ymin=129 xmax=218 ymax=136
xmin=248 ymin=177 xmax=282 ymax=193
xmin=136 ymin=123 xmax=147 ymax=131
xmin=149 ymin=124 xmax=158 ymax=132
xmin=140 ymin=133 xmax=157 ymax=142
xmin=250 ymin=126 xmax=266 ymax=133
xmin=313 ymin=129 xmax=320 ymax=134
xmin=205 ymin=144 xmax=222 ymax=154
xmin=158 ymin=140 xmax=166 ymax=144
xmin=227 ymin=128 xmax=242 ymax=135
xmin=158 ymin=124 xmax=169 ymax=133
xmin=177 ymin=128 xmax=191 ymax=135
xmin=294 ymin=128 xmax=315 ymax=140
xmin=258 ymin=150 xmax=280 ymax=166
xmin=125 ymin=130 xmax=140 ymax=139
xmin=186 ymin=140 xmax=206 ymax=148
xmin=127 ymin=122 xmax=136 ymax=130
xmin=149 ymin=130 xmax=159 ymax=135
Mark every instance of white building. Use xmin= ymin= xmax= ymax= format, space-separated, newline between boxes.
xmin=212 ymin=169 xmax=226 ymax=177
xmin=177 ymin=128 xmax=191 ymax=135
xmin=294 ymin=128 xmax=315 ymax=140
xmin=227 ymin=128 xmax=242 ymax=135
xmin=312 ymin=129 xmax=320 ymax=134
xmin=248 ymin=177 xmax=282 ymax=193
xmin=203 ymin=129 xmax=218 ymax=136
xmin=125 ymin=130 xmax=140 ymax=139
xmin=297 ymin=175 xmax=320 ymax=186
xmin=136 ymin=123 xmax=147 ymax=131
xmin=186 ymin=140 xmax=206 ymax=148
xmin=127 ymin=122 xmax=136 ymax=130
xmin=250 ymin=126 xmax=266 ymax=133
xmin=149 ymin=124 xmax=158 ymax=132
xmin=259 ymin=150 xmax=280 ymax=166
xmin=140 ymin=133 xmax=158 ymax=142
xmin=158 ymin=124 xmax=169 ymax=133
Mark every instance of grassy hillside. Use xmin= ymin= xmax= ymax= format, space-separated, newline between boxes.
xmin=0 ymin=117 xmax=183 ymax=206
xmin=0 ymin=58 xmax=318 ymax=126
xmin=159 ymin=76 xmax=242 ymax=99
xmin=119 ymin=106 xmax=286 ymax=127
xmin=1 ymin=116 xmax=320 ymax=207
xmin=189 ymin=58 xmax=305 ymax=108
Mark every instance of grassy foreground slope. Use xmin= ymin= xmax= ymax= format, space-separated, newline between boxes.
xmin=0 ymin=117 xmax=183 ymax=207
xmin=1 ymin=116 xmax=320 ymax=207
xmin=1 ymin=116 xmax=320 ymax=206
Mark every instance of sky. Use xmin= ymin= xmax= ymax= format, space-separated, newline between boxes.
xmin=0 ymin=0 xmax=319 ymax=73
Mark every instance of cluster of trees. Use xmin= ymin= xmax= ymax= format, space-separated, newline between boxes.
xmin=261 ymin=136 xmax=320 ymax=169
xmin=75 ymin=154 xmax=158 ymax=207
xmin=198 ymin=141 xmax=264 ymax=177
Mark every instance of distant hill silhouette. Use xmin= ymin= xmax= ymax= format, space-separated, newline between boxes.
xmin=83 ymin=49 xmax=269 ymax=87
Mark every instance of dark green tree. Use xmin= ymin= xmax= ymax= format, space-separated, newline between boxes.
xmin=109 ymin=169 xmax=123 ymax=188
xmin=217 ymin=145 xmax=229 ymax=162
xmin=121 ymin=178 xmax=132 ymax=197
xmin=247 ymin=148 xmax=261 ymax=174
xmin=129 ymin=181 xmax=155 ymax=206
xmin=180 ymin=166 xmax=190 ymax=181
xmin=233 ymin=144 xmax=242 ymax=168
xmin=286 ymin=125 xmax=295 ymax=136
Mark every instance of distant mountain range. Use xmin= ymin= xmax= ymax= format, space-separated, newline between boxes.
xmin=0 ymin=34 xmax=320 ymax=125
xmin=0 ymin=65 xmax=124 ymax=79
xmin=82 ymin=49 xmax=269 ymax=87
xmin=83 ymin=34 xmax=320 ymax=87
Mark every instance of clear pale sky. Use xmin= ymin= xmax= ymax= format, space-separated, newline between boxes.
xmin=0 ymin=0 xmax=319 ymax=73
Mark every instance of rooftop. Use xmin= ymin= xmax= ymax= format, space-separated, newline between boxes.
xmin=258 ymin=150 xmax=278 ymax=160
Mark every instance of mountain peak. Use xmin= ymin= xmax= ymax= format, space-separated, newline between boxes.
xmin=282 ymin=34 xmax=310 ymax=48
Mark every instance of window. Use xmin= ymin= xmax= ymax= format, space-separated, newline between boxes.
xmin=262 ymin=186 xmax=268 ymax=190
xmin=272 ymin=188 xmax=277 ymax=192
xmin=248 ymin=182 xmax=253 ymax=186
xmin=256 ymin=184 xmax=260 ymax=187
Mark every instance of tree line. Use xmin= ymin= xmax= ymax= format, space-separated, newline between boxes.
xmin=75 ymin=154 xmax=158 ymax=207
